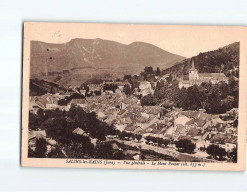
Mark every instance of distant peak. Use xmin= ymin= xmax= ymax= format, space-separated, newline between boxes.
xmin=95 ymin=38 xmax=103 ymax=41
xmin=129 ymin=41 xmax=150 ymax=45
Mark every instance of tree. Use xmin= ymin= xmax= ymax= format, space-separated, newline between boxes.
xmin=155 ymin=80 xmax=165 ymax=90
xmin=221 ymin=95 xmax=235 ymax=112
xmin=94 ymin=90 xmax=101 ymax=96
xmin=135 ymin=134 xmax=142 ymax=142
xmin=123 ymin=84 xmax=132 ymax=96
xmin=229 ymin=147 xmax=237 ymax=163
xmin=80 ymin=83 xmax=89 ymax=93
xmin=144 ymin=66 xmax=154 ymax=74
xmin=206 ymin=144 xmax=227 ymax=160
xmin=141 ymin=94 xmax=157 ymax=106
xmin=34 ymin=138 xmax=47 ymax=158
xmin=166 ymin=74 xmax=172 ymax=83
xmin=47 ymin=147 xmax=66 ymax=158
xmin=160 ymin=138 xmax=171 ymax=147
xmin=175 ymin=139 xmax=195 ymax=154
xmin=184 ymin=85 xmax=202 ymax=110
xmin=123 ymin=75 xmax=132 ymax=82
xmin=65 ymin=140 xmax=94 ymax=159
xmin=95 ymin=142 xmax=126 ymax=160
xmin=29 ymin=112 xmax=42 ymax=130
xmin=156 ymin=67 xmax=161 ymax=76
xmin=103 ymin=83 xmax=118 ymax=92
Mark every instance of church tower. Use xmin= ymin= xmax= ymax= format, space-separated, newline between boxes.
xmin=189 ymin=58 xmax=199 ymax=80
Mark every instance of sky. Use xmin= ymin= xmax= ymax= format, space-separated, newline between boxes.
xmin=25 ymin=23 xmax=245 ymax=57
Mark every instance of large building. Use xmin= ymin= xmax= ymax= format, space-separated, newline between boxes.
xmin=179 ymin=59 xmax=228 ymax=89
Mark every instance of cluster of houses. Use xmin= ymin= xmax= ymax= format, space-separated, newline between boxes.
xmin=80 ymin=92 xmax=238 ymax=153
xmin=29 ymin=70 xmax=238 ymax=158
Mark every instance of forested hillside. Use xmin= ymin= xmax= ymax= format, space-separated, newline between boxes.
xmin=162 ymin=42 xmax=239 ymax=79
xmin=30 ymin=79 xmax=67 ymax=96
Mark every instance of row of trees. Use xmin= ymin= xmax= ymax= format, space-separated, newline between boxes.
xmin=103 ymin=83 xmax=118 ymax=92
xmin=29 ymin=133 xmax=131 ymax=160
xmin=173 ymin=138 xmax=237 ymax=162
xmin=58 ymin=93 xmax=85 ymax=106
xmin=145 ymin=135 xmax=171 ymax=147
xmin=176 ymin=78 xmax=239 ymax=114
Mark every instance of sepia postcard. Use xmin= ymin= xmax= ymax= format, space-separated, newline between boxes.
xmin=22 ymin=22 xmax=247 ymax=171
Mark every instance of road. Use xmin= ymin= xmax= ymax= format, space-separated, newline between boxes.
xmin=115 ymin=139 xmax=217 ymax=162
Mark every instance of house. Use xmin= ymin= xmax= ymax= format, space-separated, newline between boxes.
xmin=68 ymin=98 xmax=87 ymax=108
xmin=29 ymin=99 xmax=43 ymax=114
xmin=136 ymin=116 xmax=159 ymax=130
xmin=185 ymin=118 xmax=196 ymax=129
xmin=72 ymin=127 xmax=87 ymax=136
xmin=32 ymin=94 xmax=59 ymax=109
xmin=90 ymin=138 xmax=99 ymax=147
xmin=209 ymin=133 xmax=227 ymax=148
xmin=191 ymin=132 xmax=211 ymax=150
xmin=195 ymin=119 xmax=211 ymax=131
xmin=164 ymin=125 xmax=176 ymax=137
xmin=104 ymin=115 xmax=117 ymax=125
xmin=139 ymin=81 xmax=154 ymax=96
xmin=88 ymin=84 xmax=102 ymax=92
xmin=46 ymin=104 xmax=58 ymax=109
xmin=97 ymin=111 xmax=107 ymax=120
xmin=143 ymin=106 xmax=164 ymax=119
xmin=148 ymin=122 xmax=167 ymax=134
xmin=118 ymin=117 xmax=132 ymax=125
xmin=141 ymin=112 xmax=150 ymax=118
xmin=124 ymin=124 xmax=135 ymax=132
xmin=160 ymin=74 xmax=170 ymax=81
xmin=134 ymin=126 xmax=145 ymax=134
xmin=174 ymin=115 xmax=191 ymax=126
xmin=79 ymin=89 xmax=87 ymax=96
xmin=29 ymin=130 xmax=47 ymax=140
xmin=174 ymin=124 xmax=187 ymax=140
xmin=115 ymin=88 xmax=122 ymax=94
xmin=114 ymin=124 xmax=127 ymax=132
xmin=120 ymin=102 xmax=127 ymax=110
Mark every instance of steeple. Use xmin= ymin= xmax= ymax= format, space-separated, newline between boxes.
xmin=189 ymin=58 xmax=199 ymax=80
xmin=190 ymin=58 xmax=196 ymax=71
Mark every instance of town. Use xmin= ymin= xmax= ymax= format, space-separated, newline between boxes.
xmin=28 ymin=58 xmax=238 ymax=163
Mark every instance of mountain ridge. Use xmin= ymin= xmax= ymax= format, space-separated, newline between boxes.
xmin=30 ymin=38 xmax=185 ymax=86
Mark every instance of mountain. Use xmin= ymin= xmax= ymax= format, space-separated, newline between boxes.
xmin=30 ymin=38 xmax=185 ymax=86
xmin=162 ymin=42 xmax=240 ymax=79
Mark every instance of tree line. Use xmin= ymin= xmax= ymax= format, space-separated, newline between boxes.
xmin=141 ymin=77 xmax=239 ymax=114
